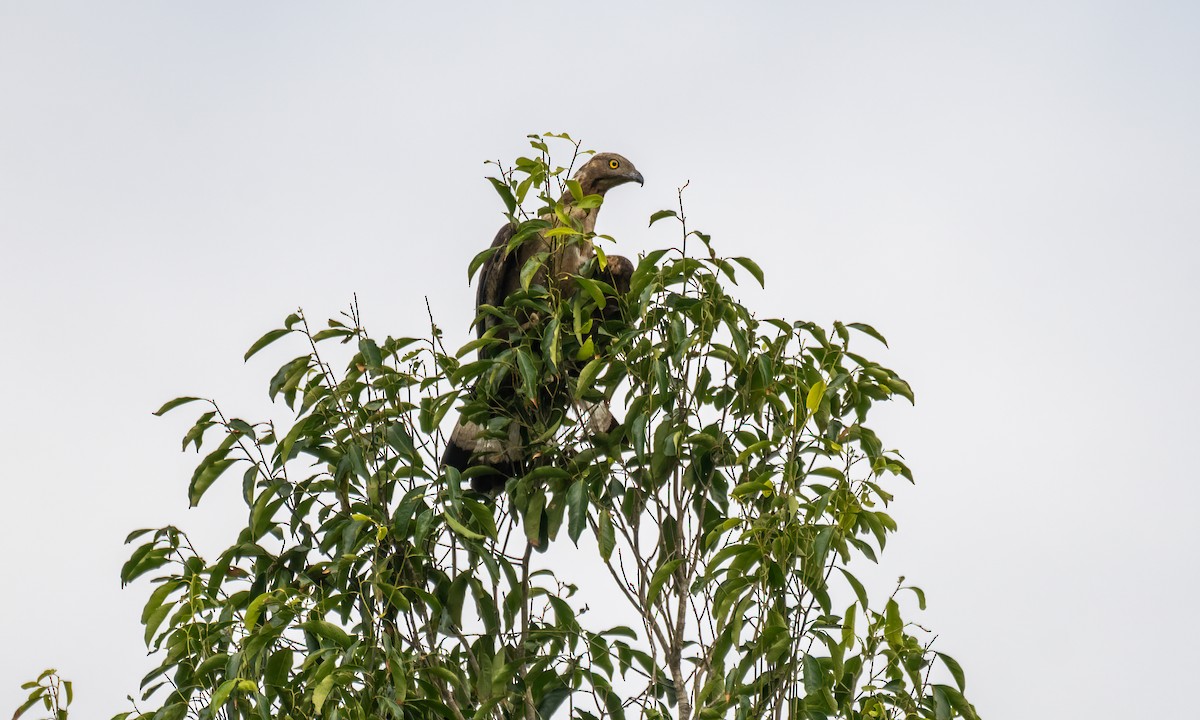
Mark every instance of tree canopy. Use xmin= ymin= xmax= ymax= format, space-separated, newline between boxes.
xmin=17 ymin=134 xmax=981 ymax=720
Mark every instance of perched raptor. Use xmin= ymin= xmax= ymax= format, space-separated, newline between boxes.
xmin=443 ymin=152 xmax=644 ymax=493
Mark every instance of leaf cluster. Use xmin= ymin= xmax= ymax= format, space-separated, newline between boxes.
xmin=12 ymin=669 xmax=72 ymax=720
xmin=104 ymin=135 xmax=980 ymax=720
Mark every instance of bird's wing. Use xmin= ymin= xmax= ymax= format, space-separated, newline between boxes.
xmin=474 ymin=222 xmax=517 ymax=339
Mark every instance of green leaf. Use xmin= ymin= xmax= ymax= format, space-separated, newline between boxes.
xmin=731 ymin=256 xmax=765 ymax=287
xmin=904 ymin=584 xmax=927 ymax=610
xmin=346 ymin=443 xmax=370 ymax=481
xmin=646 ymin=558 xmax=683 ymax=606
xmin=13 ymin=694 xmax=41 ymax=720
xmin=574 ymin=358 xmax=604 ymax=399
xmin=468 ymin=245 xmax=500 ymax=282
xmin=244 ymin=591 xmax=272 ymax=630
xmin=300 ymin=619 xmax=354 ymax=649
xmin=376 ymin=581 xmax=412 ymax=612
xmin=140 ymin=580 xmax=177 ymax=624
xmin=575 ymin=193 xmax=603 ymax=209
xmin=537 ymin=682 xmax=573 ymax=720
xmin=124 ymin=528 xmax=153 ymax=544
xmin=648 ymin=209 xmax=677 ymax=226
xmin=937 ymin=652 xmax=967 ymax=692
xmin=542 ymin=317 xmax=561 ymax=370
xmin=575 ymin=276 xmax=607 ymax=309
xmin=806 ymin=379 xmax=827 ymax=413
xmin=487 ymin=176 xmax=517 ymax=214
xmin=543 ymin=225 xmax=582 ymax=238
xmin=312 ymin=674 xmax=335 ymax=712
xmin=520 ymin=252 xmax=548 ymax=290
xmin=189 ymin=458 xmax=237 ymax=507
xmin=934 ymin=685 xmax=978 ymax=720
xmin=244 ymin=328 xmax=292 ymax=361
xmin=152 ymin=396 xmax=203 ymax=417
xmin=565 ymin=178 xmax=584 ymax=203
xmin=841 ymin=603 xmax=857 ymax=648
xmin=386 ymin=423 xmax=416 ymax=456
xmin=156 ymin=704 xmax=188 ymax=720
xmin=444 ymin=512 xmax=486 ymax=540
xmin=802 ymin=654 xmax=823 ymax=695
xmin=419 ymin=391 xmax=459 ymax=434
xmin=808 ymin=466 xmax=846 ymax=482
xmin=358 ymin=338 xmax=383 ymax=367
xmin=525 ymin=490 xmax=546 ymax=547
xmin=567 ymin=480 xmax=588 ymax=545
xmin=598 ymin=508 xmax=615 ymax=561
xmin=574 ymin=336 xmax=595 ymax=362
xmin=461 ymin=497 xmax=499 ymax=540
xmin=193 ymin=653 xmax=229 ymax=683
xmin=884 ymin=598 xmax=902 ymax=645
xmin=847 ymin=321 xmax=888 ymax=347
xmin=516 ymin=349 xmax=538 ymax=400
xmin=837 ymin=568 xmax=869 ymax=609
xmin=934 ymin=686 xmax=952 ymax=720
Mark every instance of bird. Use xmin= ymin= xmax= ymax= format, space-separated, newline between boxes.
xmin=442 ymin=152 xmax=644 ymax=494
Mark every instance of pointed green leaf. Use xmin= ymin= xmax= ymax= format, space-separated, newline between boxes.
xmin=13 ymin=695 xmax=42 ymax=720
xmin=646 ymin=559 xmax=683 ymax=606
xmin=802 ymin=654 xmax=822 ymax=695
xmin=598 ymin=508 xmax=615 ymax=561
xmin=189 ymin=458 xmax=237 ymax=507
xmin=386 ymin=423 xmax=416 ymax=456
xmin=648 ymin=209 xmax=677 ymax=226
xmin=312 ymin=674 xmax=335 ymax=712
xmin=468 ymin=245 xmax=500 ymax=282
xmin=934 ymin=686 xmax=952 ymax=720
xmin=847 ymin=322 xmax=888 ymax=347
xmin=516 ymin=349 xmax=537 ymax=400
xmin=937 ymin=652 xmax=967 ymax=692
xmin=244 ymin=328 xmax=292 ymax=361
xmin=574 ymin=358 xmax=604 ymax=399
xmin=487 ymin=176 xmax=517 ymax=214
xmin=376 ymin=581 xmax=412 ymax=612
xmin=841 ymin=603 xmax=857 ymax=648
xmin=574 ymin=336 xmax=595 ymax=362
xmin=731 ymin=256 xmax=765 ymax=287
xmin=806 ymin=379 xmax=827 ymax=413
xmin=837 ymin=568 xmax=869 ymax=609
xmin=567 ymin=480 xmax=588 ymax=545
xmin=444 ymin=512 xmax=486 ymax=540
xmin=153 ymin=396 xmax=203 ymax=417
xmin=300 ymin=620 xmax=354 ymax=649
xmin=525 ymin=490 xmax=546 ymax=547
xmin=358 ymin=338 xmax=382 ymax=367
xmin=884 ymin=598 xmax=902 ymax=645
xmin=575 ymin=276 xmax=607 ymax=309
xmin=565 ymin=179 xmax=583 ymax=203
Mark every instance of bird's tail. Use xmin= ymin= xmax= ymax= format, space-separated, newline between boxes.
xmin=441 ymin=418 xmax=523 ymax=494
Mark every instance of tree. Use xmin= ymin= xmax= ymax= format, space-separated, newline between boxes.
xmin=17 ymin=134 xmax=982 ymax=720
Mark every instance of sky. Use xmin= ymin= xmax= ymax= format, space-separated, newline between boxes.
xmin=1 ymin=2 xmax=1198 ymax=718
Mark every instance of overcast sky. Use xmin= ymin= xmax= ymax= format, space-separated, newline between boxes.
xmin=2 ymin=2 xmax=1198 ymax=718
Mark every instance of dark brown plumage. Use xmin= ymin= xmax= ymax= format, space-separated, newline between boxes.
xmin=443 ymin=153 xmax=643 ymax=493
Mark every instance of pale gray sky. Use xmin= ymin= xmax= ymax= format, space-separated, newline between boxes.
xmin=2 ymin=2 xmax=1198 ymax=718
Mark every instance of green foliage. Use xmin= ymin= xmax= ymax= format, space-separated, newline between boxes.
xmin=104 ymin=135 xmax=980 ymax=720
xmin=13 ymin=669 xmax=72 ymax=720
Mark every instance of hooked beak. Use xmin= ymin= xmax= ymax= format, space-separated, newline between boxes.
xmin=630 ymin=170 xmax=645 ymax=186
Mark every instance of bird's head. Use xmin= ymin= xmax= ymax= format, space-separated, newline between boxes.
xmin=574 ymin=152 xmax=644 ymax=196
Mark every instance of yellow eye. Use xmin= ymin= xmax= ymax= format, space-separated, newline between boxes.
xmin=609 ymin=159 xmax=620 ymax=169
